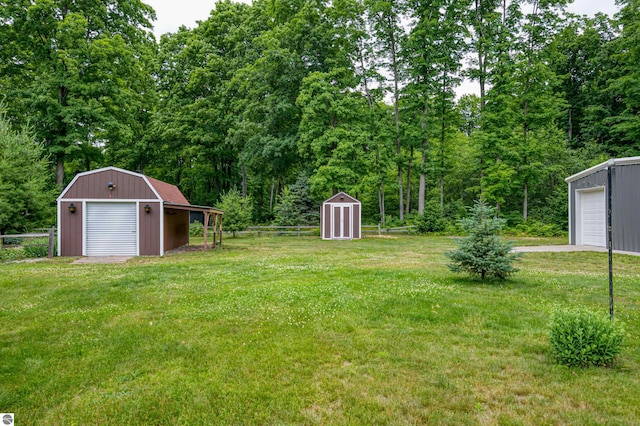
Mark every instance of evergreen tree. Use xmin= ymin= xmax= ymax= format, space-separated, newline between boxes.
xmin=445 ymin=200 xmax=520 ymax=280
xmin=0 ymin=108 xmax=55 ymax=234
xmin=219 ymin=188 xmax=253 ymax=237
xmin=273 ymin=173 xmax=319 ymax=226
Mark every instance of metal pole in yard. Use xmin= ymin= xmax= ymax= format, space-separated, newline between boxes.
xmin=607 ymin=159 xmax=614 ymax=320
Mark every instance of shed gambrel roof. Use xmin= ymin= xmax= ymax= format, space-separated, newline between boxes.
xmin=324 ymin=192 xmax=360 ymax=204
xmin=57 ymin=166 xmax=189 ymax=204
xmin=145 ymin=176 xmax=189 ymax=204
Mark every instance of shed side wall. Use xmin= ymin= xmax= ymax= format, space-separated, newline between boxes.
xmin=353 ymin=204 xmax=360 ymax=239
xmin=323 ymin=204 xmax=331 ymax=239
xmin=60 ymin=201 xmax=83 ymax=256
xmin=139 ymin=202 xmax=161 ymax=255
xmin=164 ymin=209 xmax=189 ymax=251
xmin=613 ymin=165 xmax=640 ymax=252
xmin=62 ymin=170 xmax=157 ymax=200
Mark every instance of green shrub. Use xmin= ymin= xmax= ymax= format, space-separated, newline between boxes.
xmin=506 ymin=220 xmax=566 ymax=237
xmin=190 ymin=221 xmax=205 ymax=237
xmin=219 ymin=189 xmax=253 ymax=237
xmin=415 ymin=201 xmax=446 ymax=234
xmin=549 ymin=307 xmax=625 ymax=368
xmin=23 ymin=245 xmax=48 ymax=258
xmin=0 ymin=247 xmax=25 ymax=262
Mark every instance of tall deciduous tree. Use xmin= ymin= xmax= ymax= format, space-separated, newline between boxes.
xmin=0 ymin=0 xmax=156 ymax=185
xmin=605 ymin=0 xmax=640 ymax=154
xmin=148 ymin=0 xmax=266 ymax=206
xmin=297 ymin=69 xmax=372 ymax=198
xmin=367 ymin=0 xmax=406 ymax=220
xmin=404 ymin=0 xmax=467 ymax=212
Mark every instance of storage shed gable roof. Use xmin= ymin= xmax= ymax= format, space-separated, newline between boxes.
xmin=324 ymin=192 xmax=360 ymax=204
xmin=565 ymin=156 xmax=640 ymax=183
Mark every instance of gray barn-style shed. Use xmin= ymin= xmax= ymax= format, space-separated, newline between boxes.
xmin=566 ymin=156 xmax=640 ymax=253
xmin=57 ymin=167 xmax=223 ymax=257
xmin=321 ymin=192 xmax=361 ymax=240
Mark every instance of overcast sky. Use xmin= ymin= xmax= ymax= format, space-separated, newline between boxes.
xmin=145 ymin=0 xmax=620 ymax=39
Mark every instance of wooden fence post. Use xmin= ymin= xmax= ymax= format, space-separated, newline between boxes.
xmin=48 ymin=226 xmax=55 ymax=258
xmin=378 ymin=223 xmax=381 ymax=236
xmin=219 ymin=216 xmax=223 ymax=246
xmin=298 ymin=224 xmax=301 ymax=237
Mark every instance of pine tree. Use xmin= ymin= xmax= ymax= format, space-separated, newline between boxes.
xmin=0 ymin=107 xmax=55 ymax=234
xmin=445 ymin=200 xmax=520 ymax=280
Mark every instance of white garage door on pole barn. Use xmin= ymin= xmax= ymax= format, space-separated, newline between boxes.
xmin=86 ymin=202 xmax=137 ymax=256
xmin=580 ymin=189 xmax=606 ymax=247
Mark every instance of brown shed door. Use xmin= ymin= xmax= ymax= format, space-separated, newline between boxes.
xmin=332 ymin=205 xmax=351 ymax=239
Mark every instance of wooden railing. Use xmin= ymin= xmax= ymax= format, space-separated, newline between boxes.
xmin=0 ymin=227 xmax=56 ymax=258
xmin=245 ymin=225 xmax=316 ymax=237
xmin=234 ymin=224 xmax=417 ymax=237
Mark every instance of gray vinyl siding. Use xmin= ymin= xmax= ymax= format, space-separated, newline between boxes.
xmin=570 ymin=164 xmax=640 ymax=253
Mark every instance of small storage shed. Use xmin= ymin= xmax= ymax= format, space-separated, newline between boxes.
xmin=321 ymin=192 xmax=361 ymax=240
xmin=566 ymin=156 xmax=640 ymax=252
xmin=57 ymin=167 xmax=223 ymax=257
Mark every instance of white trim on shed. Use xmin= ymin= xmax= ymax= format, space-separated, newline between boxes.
xmin=321 ymin=192 xmax=361 ymax=240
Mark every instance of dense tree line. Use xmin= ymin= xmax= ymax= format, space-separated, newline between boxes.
xmin=1 ymin=0 xmax=638 ymax=230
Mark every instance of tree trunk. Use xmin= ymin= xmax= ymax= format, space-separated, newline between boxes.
xmin=379 ymin=183 xmax=385 ymax=226
xmin=56 ymin=156 xmax=65 ymax=186
xmin=418 ymin=100 xmax=428 ymax=215
xmin=269 ymin=177 xmax=275 ymax=212
xmin=523 ymin=182 xmax=528 ymax=222
xmin=439 ymin=175 xmax=444 ymax=209
xmin=405 ymin=145 xmax=413 ymax=215
xmin=242 ymin=164 xmax=247 ymax=197
xmin=475 ymin=0 xmax=486 ymax=111
xmin=439 ymin=76 xmax=447 ymax=210
xmin=418 ymin=173 xmax=426 ymax=215
xmin=389 ymin=19 xmax=403 ymax=221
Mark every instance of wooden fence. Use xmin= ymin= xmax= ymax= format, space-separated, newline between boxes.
xmin=234 ymin=224 xmax=417 ymax=237
xmin=0 ymin=227 xmax=56 ymax=258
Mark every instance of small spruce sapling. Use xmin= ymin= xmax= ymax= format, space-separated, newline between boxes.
xmin=445 ymin=200 xmax=521 ymax=280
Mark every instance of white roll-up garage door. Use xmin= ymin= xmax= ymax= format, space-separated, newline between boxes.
xmin=86 ymin=202 xmax=137 ymax=256
xmin=580 ymin=189 xmax=606 ymax=247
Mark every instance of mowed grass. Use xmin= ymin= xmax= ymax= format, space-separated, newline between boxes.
xmin=1 ymin=236 xmax=639 ymax=425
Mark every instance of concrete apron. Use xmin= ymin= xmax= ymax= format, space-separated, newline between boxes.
xmin=512 ymin=245 xmax=640 ymax=257
xmin=72 ymin=256 xmax=133 ymax=264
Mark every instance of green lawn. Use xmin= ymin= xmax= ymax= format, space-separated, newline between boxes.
xmin=1 ymin=236 xmax=639 ymax=425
